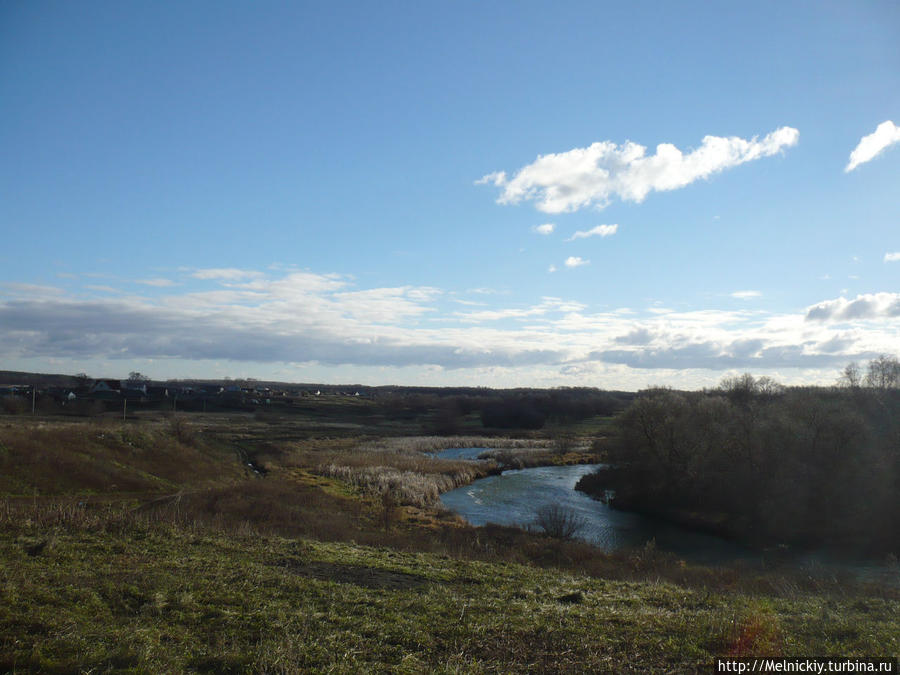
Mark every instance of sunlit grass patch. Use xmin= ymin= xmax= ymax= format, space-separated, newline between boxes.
xmin=1 ymin=526 xmax=896 ymax=673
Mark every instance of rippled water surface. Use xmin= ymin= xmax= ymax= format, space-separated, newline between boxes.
xmin=436 ymin=451 xmax=756 ymax=564
xmin=435 ymin=449 xmax=899 ymax=579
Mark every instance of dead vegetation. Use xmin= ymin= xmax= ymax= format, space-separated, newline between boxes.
xmin=317 ymin=457 xmax=494 ymax=507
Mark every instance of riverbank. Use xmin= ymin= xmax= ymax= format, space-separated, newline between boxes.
xmin=574 ymin=468 xmax=900 ymax=559
xmin=303 ymin=436 xmax=602 ymax=509
xmin=575 ymin=469 xmax=739 ymax=538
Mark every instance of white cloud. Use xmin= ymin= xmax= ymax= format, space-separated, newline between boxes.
xmin=845 ymin=121 xmax=900 ymax=172
xmin=567 ymin=224 xmax=618 ymax=241
xmin=3 ymin=268 xmax=898 ymax=387
xmin=456 ymin=297 xmax=586 ymax=323
xmin=474 ymin=171 xmax=506 ymax=186
xmin=731 ymin=290 xmax=762 ymax=299
xmin=192 ymin=268 xmax=264 ymax=281
xmin=1 ymin=283 xmax=65 ymax=298
xmin=479 ymin=127 xmax=799 ymax=213
xmin=240 ymin=271 xmax=347 ymax=295
xmin=805 ymin=292 xmax=900 ymax=322
xmin=564 ymin=256 xmax=589 ymax=268
xmin=533 ymin=223 xmax=555 ymax=235
xmin=885 ymin=252 xmax=900 ymax=263
xmin=137 ymin=278 xmax=176 ymax=287
xmin=332 ymin=286 xmax=441 ymax=323
xmin=548 ymin=265 xmax=557 ymax=273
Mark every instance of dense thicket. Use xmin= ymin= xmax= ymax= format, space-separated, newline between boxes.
xmin=578 ymin=363 xmax=900 ymax=553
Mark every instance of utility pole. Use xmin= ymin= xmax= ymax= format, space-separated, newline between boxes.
xmin=123 ymin=398 xmax=127 ymax=421
xmin=31 ymin=385 xmax=36 ymax=416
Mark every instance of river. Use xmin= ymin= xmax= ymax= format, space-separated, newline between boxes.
xmin=435 ymin=448 xmax=900 ymax=577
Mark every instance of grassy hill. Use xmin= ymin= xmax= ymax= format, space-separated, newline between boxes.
xmin=0 ymin=414 xmax=898 ymax=672
xmin=3 ymin=524 xmax=898 ymax=673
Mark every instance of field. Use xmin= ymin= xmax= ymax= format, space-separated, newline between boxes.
xmin=1 ymin=410 xmax=898 ymax=673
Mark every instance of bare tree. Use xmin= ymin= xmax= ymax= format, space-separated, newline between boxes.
xmin=864 ymin=355 xmax=900 ymax=389
xmin=839 ymin=362 xmax=862 ymax=388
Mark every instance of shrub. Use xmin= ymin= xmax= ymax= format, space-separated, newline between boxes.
xmin=168 ymin=415 xmax=196 ymax=445
xmin=534 ymin=503 xmax=584 ymax=540
xmin=1 ymin=396 xmax=28 ymax=415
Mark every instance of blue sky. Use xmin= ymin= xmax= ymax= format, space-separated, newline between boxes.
xmin=1 ymin=1 xmax=898 ymax=388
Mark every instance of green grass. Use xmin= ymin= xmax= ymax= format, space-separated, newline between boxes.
xmin=2 ymin=524 xmax=897 ymax=674
xmin=1 ymin=416 xmax=897 ymax=672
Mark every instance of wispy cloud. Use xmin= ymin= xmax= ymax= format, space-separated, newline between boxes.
xmin=885 ymin=252 xmax=900 ymax=263
xmin=564 ymin=256 xmax=589 ymax=268
xmin=731 ymin=290 xmax=762 ymax=299
xmin=2 ymin=283 xmax=65 ymax=298
xmin=479 ymin=127 xmax=799 ymax=213
xmin=474 ymin=171 xmax=506 ymax=187
xmin=467 ymin=287 xmax=506 ymax=296
xmin=456 ymin=297 xmax=585 ymax=323
xmin=566 ymin=224 xmax=618 ymax=241
xmin=137 ymin=278 xmax=177 ymax=287
xmin=533 ymin=223 xmax=555 ymax=235
xmin=845 ymin=121 xmax=900 ymax=172
xmin=191 ymin=268 xmax=265 ymax=281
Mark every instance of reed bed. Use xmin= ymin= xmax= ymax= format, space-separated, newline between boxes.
xmin=310 ymin=436 xmax=597 ymax=506
xmin=352 ymin=435 xmax=554 ymax=454
xmin=316 ymin=452 xmax=495 ymax=507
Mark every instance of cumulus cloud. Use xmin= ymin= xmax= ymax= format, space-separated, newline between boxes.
xmin=594 ymin=343 xmax=853 ymax=370
xmin=805 ymin=293 xmax=900 ymax=322
xmin=845 ymin=121 xmax=900 ymax=172
xmin=533 ymin=223 xmax=555 ymax=235
xmin=731 ymin=290 xmax=762 ymax=299
xmin=885 ymin=252 xmax=900 ymax=263
xmin=332 ymin=286 xmax=441 ymax=323
xmin=567 ymin=224 xmax=618 ymax=241
xmin=479 ymin=127 xmax=799 ymax=213
xmin=3 ymin=269 xmax=897 ymax=384
xmin=564 ymin=256 xmax=589 ymax=268
xmin=614 ymin=327 xmax=655 ymax=345
xmin=0 ymin=273 xmax=573 ymax=371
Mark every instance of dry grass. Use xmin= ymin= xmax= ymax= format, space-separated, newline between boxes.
xmin=353 ymin=435 xmax=555 ymax=453
xmin=316 ymin=451 xmax=496 ymax=507
xmin=0 ymin=419 xmax=245 ymax=495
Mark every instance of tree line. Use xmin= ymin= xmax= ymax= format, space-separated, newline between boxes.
xmin=577 ymin=356 xmax=900 ymax=554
